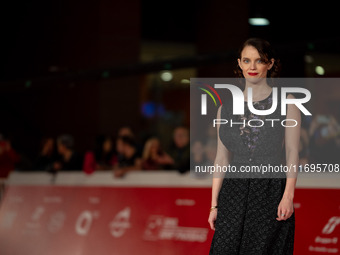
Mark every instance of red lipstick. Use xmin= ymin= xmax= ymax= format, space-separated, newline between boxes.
xmin=248 ymin=72 xmax=258 ymax=76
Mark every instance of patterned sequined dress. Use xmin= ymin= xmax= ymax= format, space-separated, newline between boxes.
xmin=209 ymin=90 xmax=295 ymax=255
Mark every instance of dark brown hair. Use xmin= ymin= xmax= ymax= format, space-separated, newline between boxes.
xmin=234 ymin=38 xmax=281 ymax=78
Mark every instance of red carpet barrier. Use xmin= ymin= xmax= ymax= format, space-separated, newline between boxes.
xmin=0 ymin=186 xmax=213 ymax=255
xmin=295 ymin=188 xmax=340 ymax=254
xmin=0 ymin=173 xmax=339 ymax=254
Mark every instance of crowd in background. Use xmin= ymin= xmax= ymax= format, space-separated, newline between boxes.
xmin=304 ymin=114 xmax=340 ymax=165
xmin=0 ymin=126 xmax=190 ymax=179
xmin=1 ymin=113 xmax=340 ymax=179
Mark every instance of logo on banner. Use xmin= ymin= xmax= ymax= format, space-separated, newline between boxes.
xmin=75 ymin=210 xmax=100 ymax=236
xmin=143 ymin=215 xmax=208 ymax=242
xmin=109 ymin=207 xmax=131 ymax=238
xmin=24 ymin=206 xmax=45 ymax=235
xmin=322 ymin=216 xmax=340 ymax=234
xmin=48 ymin=211 xmax=65 ymax=233
xmin=308 ymin=216 xmax=340 ymax=253
xmin=31 ymin=206 xmax=45 ymax=221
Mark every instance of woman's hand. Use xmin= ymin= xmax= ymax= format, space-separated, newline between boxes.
xmin=276 ymin=197 xmax=294 ymax=221
xmin=208 ymin=209 xmax=218 ymax=230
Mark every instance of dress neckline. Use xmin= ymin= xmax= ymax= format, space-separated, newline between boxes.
xmin=243 ymin=89 xmax=272 ymax=103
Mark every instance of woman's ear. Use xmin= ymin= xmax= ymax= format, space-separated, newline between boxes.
xmin=268 ymin=58 xmax=275 ymax=70
xmin=237 ymin=58 xmax=242 ymax=70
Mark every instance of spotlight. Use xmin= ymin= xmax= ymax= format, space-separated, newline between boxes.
xmin=315 ymin=66 xmax=325 ymax=76
xmin=160 ymin=71 xmax=173 ymax=82
xmin=180 ymin=79 xmax=190 ymax=84
xmin=248 ymin=18 xmax=270 ymax=26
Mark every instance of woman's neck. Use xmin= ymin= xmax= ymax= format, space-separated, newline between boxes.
xmin=243 ymin=81 xmax=272 ymax=102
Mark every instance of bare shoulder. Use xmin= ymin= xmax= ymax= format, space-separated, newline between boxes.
xmin=286 ymin=93 xmax=296 ymax=99
xmin=286 ymin=93 xmax=301 ymax=122
xmin=217 ymin=105 xmax=222 ymax=118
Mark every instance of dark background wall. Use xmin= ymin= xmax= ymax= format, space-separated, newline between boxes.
xmin=0 ymin=0 xmax=339 ymax=167
xmin=0 ymin=0 xmax=141 ymax=162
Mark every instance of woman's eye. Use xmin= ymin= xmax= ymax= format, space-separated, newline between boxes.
xmin=257 ymin=60 xmax=262 ymax=63
xmin=243 ymin=59 xmax=249 ymax=63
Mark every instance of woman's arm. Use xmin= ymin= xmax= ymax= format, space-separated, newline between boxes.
xmin=277 ymin=93 xmax=301 ymax=221
xmin=209 ymin=105 xmax=233 ymax=230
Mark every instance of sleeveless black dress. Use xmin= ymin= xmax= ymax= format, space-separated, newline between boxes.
xmin=209 ymin=90 xmax=295 ymax=254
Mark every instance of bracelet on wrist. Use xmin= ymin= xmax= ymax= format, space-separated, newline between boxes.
xmin=210 ymin=206 xmax=218 ymax=212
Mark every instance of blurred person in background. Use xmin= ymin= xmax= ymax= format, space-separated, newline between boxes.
xmin=309 ymin=114 xmax=340 ymax=164
xmin=118 ymin=126 xmax=135 ymax=138
xmin=204 ymin=140 xmax=217 ymax=166
xmin=35 ymin=137 xmax=57 ymax=171
xmin=0 ymin=133 xmax=20 ymax=179
xmin=191 ymin=140 xmax=206 ymax=167
xmin=115 ymin=134 xmax=125 ymax=162
xmin=191 ymin=140 xmax=207 ymax=178
xmin=299 ymin=118 xmax=310 ymax=167
xmin=83 ymin=135 xmax=116 ymax=174
xmin=191 ymin=139 xmax=217 ymax=178
xmin=141 ymin=137 xmax=173 ymax=170
xmin=113 ymin=136 xmax=142 ymax=178
xmin=168 ymin=126 xmax=190 ymax=173
xmin=117 ymin=125 xmax=143 ymax=155
xmin=52 ymin=134 xmax=82 ymax=171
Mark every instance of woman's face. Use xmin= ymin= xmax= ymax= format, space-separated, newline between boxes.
xmin=238 ymin=46 xmax=274 ymax=79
